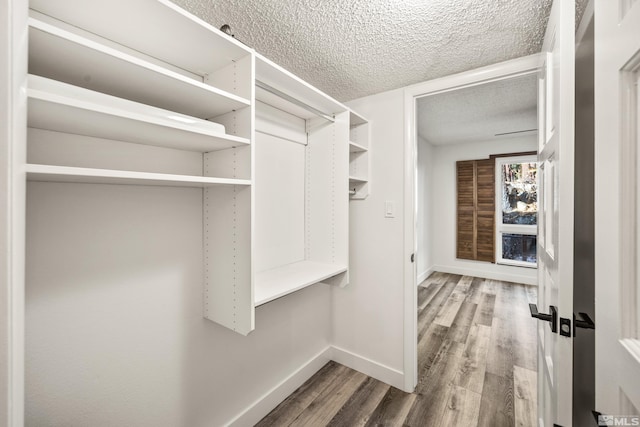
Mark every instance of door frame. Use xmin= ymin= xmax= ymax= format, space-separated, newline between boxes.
xmin=1 ymin=0 xmax=28 ymax=425
xmin=401 ymin=54 xmax=542 ymax=391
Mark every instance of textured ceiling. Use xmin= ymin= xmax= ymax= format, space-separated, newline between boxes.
xmin=417 ymin=73 xmax=538 ymax=145
xmin=172 ymin=0 xmax=588 ymax=102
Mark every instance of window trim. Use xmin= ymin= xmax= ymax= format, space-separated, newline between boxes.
xmin=494 ymin=155 xmax=538 ymax=268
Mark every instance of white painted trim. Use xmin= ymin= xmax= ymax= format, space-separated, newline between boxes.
xmin=403 ymin=55 xmax=542 ymax=392
xmin=227 ymin=346 xmax=333 ymax=427
xmin=417 ymin=267 xmax=434 ymax=285
xmin=1 ymin=1 xmax=27 ymax=426
xmin=432 ymin=265 xmax=537 ymax=286
xmin=330 ymin=346 xmax=405 ymax=390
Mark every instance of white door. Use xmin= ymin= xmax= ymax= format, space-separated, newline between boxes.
xmin=594 ymin=0 xmax=640 ymax=422
xmin=536 ymin=0 xmax=575 ymax=426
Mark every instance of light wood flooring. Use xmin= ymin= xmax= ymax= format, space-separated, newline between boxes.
xmin=256 ymin=272 xmax=538 ymax=427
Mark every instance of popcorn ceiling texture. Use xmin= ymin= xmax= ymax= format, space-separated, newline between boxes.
xmin=172 ymin=0 xmax=589 ymax=102
xmin=417 ymin=73 xmax=538 ymax=145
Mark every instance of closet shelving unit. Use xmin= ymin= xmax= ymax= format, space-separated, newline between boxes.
xmin=253 ymin=53 xmax=350 ymax=307
xmin=27 ymin=0 xmax=256 ymax=334
xmin=348 ymin=110 xmax=370 ymax=199
xmin=23 ymin=0 xmax=360 ymax=336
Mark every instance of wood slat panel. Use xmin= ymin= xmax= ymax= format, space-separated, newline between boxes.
xmin=457 ymin=158 xmax=495 ymax=262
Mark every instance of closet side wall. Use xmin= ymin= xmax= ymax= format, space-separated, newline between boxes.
xmin=25 ymin=182 xmax=331 ymax=426
xmin=332 ymin=89 xmax=406 ymax=385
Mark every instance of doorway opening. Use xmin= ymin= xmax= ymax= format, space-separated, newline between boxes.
xmin=401 ymin=54 xmax=541 ymax=396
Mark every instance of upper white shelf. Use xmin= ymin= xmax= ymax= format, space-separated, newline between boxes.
xmin=255 ymin=53 xmax=348 ymax=121
xmin=29 ymin=0 xmax=251 ymax=77
xmin=350 ymin=110 xmax=368 ymax=127
xmin=255 ymin=261 xmax=347 ymax=306
xmin=349 ymin=141 xmax=368 ymax=153
xmin=28 ymin=75 xmax=250 ymax=153
xmin=26 ymin=164 xmax=251 ymax=188
xmin=28 ymin=14 xmax=250 ymax=119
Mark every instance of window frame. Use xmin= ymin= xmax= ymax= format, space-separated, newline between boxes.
xmin=494 ymin=155 xmax=538 ymax=268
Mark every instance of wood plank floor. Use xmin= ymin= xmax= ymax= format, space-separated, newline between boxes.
xmin=256 ymin=273 xmax=538 ymax=427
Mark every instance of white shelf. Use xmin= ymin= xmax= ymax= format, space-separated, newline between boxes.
xmin=349 ymin=141 xmax=368 ymax=153
xmin=349 ymin=176 xmax=368 ymax=184
xmin=255 ymin=53 xmax=348 ymax=120
xmin=350 ymin=110 xmax=368 ymax=127
xmin=26 ymin=164 xmax=251 ymax=188
xmin=29 ymin=14 xmax=250 ymax=119
xmin=255 ymin=261 xmax=348 ymax=306
xmin=28 ymin=75 xmax=250 ymax=153
xmin=29 ymin=0 xmax=251 ymax=77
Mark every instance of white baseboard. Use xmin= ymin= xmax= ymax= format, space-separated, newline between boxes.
xmin=227 ymin=346 xmax=333 ymax=427
xmin=417 ymin=267 xmax=434 ymax=285
xmin=432 ymin=264 xmax=536 ymax=285
xmin=227 ymin=345 xmax=406 ymax=426
xmin=329 ymin=346 xmax=405 ymax=390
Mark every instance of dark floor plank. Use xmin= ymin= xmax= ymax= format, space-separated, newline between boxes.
xmin=464 ymin=277 xmax=485 ymax=304
xmin=417 ymin=279 xmax=458 ymax=341
xmin=364 ymin=387 xmax=416 ymax=427
xmin=447 ymin=301 xmax=478 ymax=344
xmin=485 ymin=313 xmax=516 ymax=380
xmin=405 ymin=341 xmax=464 ymax=426
xmin=514 ymin=366 xmax=537 ymax=427
xmin=474 ymin=292 xmax=496 ymax=326
xmin=289 ymin=368 xmax=368 ymax=426
xmin=416 ymin=323 xmax=449 ymax=376
xmin=456 ymin=324 xmax=492 ymax=394
xmin=439 ymin=385 xmax=482 ymax=427
xmin=256 ymin=361 xmax=345 ymax=427
xmin=418 ymin=282 xmax=442 ymax=311
xmin=510 ymin=285 xmax=538 ymax=371
xmin=477 ymin=372 xmax=515 ymax=427
xmin=327 ymin=377 xmax=389 ymax=427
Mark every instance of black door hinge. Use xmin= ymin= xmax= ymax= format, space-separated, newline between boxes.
xmin=410 ymin=253 xmax=415 ymax=263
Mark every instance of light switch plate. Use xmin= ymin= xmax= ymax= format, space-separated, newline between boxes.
xmin=385 ymin=201 xmax=395 ymax=218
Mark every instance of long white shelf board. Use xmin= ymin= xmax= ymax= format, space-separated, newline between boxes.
xmin=256 ymin=53 xmax=348 ymax=120
xmin=26 ymin=164 xmax=251 ymax=188
xmin=349 ymin=141 xmax=368 ymax=153
xmin=350 ymin=110 xmax=368 ymax=127
xmin=29 ymin=14 xmax=250 ymax=119
xmin=349 ymin=176 xmax=368 ymax=184
xmin=255 ymin=261 xmax=347 ymax=306
xmin=28 ymin=75 xmax=250 ymax=153
xmin=29 ymin=0 xmax=251 ymax=77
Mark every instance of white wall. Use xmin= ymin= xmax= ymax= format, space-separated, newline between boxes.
xmin=417 ymin=136 xmax=434 ymax=283
xmin=331 ymin=88 xmax=406 ymax=387
xmin=25 ymin=182 xmax=332 ymax=427
xmin=428 ymin=135 xmax=538 ymax=285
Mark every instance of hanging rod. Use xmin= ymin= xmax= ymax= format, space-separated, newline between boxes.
xmin=256 ymin=80 xmax=335 ymax=123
